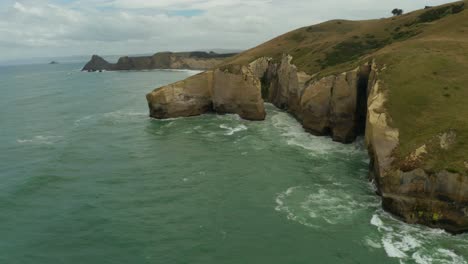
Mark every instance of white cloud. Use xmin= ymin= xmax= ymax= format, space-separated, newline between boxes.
xmin=0 ymin=0 xmax=457 ymax=62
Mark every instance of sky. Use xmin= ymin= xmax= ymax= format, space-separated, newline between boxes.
xmin=0 ymin=0 xmax=456 ymax=62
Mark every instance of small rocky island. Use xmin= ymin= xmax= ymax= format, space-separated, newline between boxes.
xmin=82 ymin=51 xmax=237 ymax=72
xmin=146 ymin=2 xmax=468 ymax=233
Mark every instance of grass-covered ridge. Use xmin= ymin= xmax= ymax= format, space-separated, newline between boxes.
xmin=222 ymin=1 xmax=468 ymax=173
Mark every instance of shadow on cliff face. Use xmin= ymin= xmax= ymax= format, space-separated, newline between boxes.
xmin=356 ymin=65 xmax=372 ymax=136
xmin=256 ymin=56 xmax=372 ymax=144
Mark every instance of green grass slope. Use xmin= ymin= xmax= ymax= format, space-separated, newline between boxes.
xmin=222 ymin=1 xmax=468 ymax=173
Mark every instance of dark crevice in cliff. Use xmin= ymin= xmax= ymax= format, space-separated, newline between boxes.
xmin=356 ymin=65 xmax=372 ymax=136
xmin=260 ymin=74 xmax=271 ymax=100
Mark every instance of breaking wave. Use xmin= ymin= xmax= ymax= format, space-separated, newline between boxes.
xmin=74 ymin=111 xmax=148 ymax=126
xmin=275 ymin=185 xmax=379 ymax=227
xmin=270 ymin=104 xmax=468 ymax=263
xmin=269 ymin=110 xmax=366 ymax=156
xmin=220 ymin=124 xmax=248 ymax=135
xmin=17 ymin=135 xmax=63 ymax=145
xmin=370 ymin=212 xmax=468 ymax=264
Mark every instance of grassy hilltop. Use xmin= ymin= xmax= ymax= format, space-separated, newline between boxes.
xmin=222 ymin=1 xmax=468 ymax=173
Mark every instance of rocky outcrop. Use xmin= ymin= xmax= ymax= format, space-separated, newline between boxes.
xmin=256 ymin=55 xmax=367 ymax=143
xmin=145 ymin=55 xmax=468 ymax=233
xmin=82 ymin=55 xmax=113 ymax=72
xmin=268 ymin=55 xmax=300 ymax=110
xmin=300 ymin=76 xmax=334 ymax=135
xmin=146 ymin=64 xmax=266 ymax=120
xmin=329 ymin=71 xmax=359 ymax=143
xmin=212 ymin=65 xmax=266 ymax=120
xmin=146 ymin=71 xmax=213 ymax=119
xmin=147 ymin=54 xmax=368 ymax=142
xmin=82 ymin=51 xmax=237 ymax=72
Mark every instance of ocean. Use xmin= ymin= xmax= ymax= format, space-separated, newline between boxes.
xmin=1 ymin=62 xmax=467 ymax=264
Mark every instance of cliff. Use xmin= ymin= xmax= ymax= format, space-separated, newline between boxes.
xmin=146 ymin=1 xmax=468 ymax=233
xmin=82 ymin=51 xmax=237 ymax=72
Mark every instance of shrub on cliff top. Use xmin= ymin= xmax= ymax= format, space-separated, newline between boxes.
xmin=392 ymin=8 xmax=404 ymax=16
xmin=418 ymin=3 xmax=465 ymax=23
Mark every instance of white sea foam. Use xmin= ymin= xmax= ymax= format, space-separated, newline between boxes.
xmin=103 ymin=111 xmax=147 ymax=119
xmin=382 ymin=235 xmax=408 ymax=258
xmin=216 ymin=114 xmax=242 ymax=121
xmin=266 ymin=104 xmax=468 ymax=263
xmin=370 ymin=212 xmax=468 ymax=264
xmin=219 ymin=124 xmax=248 ymax=136
xmin=275 ymin=185 xmax=377 ymax=228
xmin=270 ymin=111 xmax=364 ymax=156
xmin=153 ymin=69 xmax=203 ymax=76
xmin=365 ymin=237 xmax=382 ymax=249
xmin=17 ymin=135 xmax=62 ymax=145
xmin=74 ymin=115 xmax=93 ymax=126
xmin=75 ymin=111 xmax=148 ymax=126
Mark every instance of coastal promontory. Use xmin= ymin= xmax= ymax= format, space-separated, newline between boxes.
xmin=82 ymin=51 xmax=237 ymax=72
xmin=146 ymin=1 xmax=468 ymax=233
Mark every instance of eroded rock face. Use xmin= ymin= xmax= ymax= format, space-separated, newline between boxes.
xmin=300 ymin=76 xmax=334 ymax=135
xmin=365 ymin=62 xmax=468 ymax=234
xmin=146 ymin=64 xmax=266 ymax=120
xmin=384 ymin=169 xmax=468 ymax=233
xmin=252 ymin=55 xmax=366 ymax=143
xmin=146 ymin=71 xmax=213 ymax=118
xmin=267 ymin=55 xmax=302 ymax=113
xmin=330 ymin=70 xmax=359 ymax=143
xmin=249 ymin=57 xmax=271 ymax=79
xmin=213 ymin=66 xmax=266 ymax=120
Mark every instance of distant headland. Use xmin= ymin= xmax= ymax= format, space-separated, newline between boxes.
xmin=82 ymin=51 xmax=238 ymax=72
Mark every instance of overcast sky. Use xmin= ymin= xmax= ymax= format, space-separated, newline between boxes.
xmin=0 ymin=0 xmax=455 ymax=62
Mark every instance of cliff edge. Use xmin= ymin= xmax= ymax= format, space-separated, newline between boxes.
xmin=146 ymin=1 xmax=468 ymax=233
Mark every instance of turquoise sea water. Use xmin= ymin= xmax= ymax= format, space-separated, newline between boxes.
xmin=1 ymin=63 xmax=467 ymax=264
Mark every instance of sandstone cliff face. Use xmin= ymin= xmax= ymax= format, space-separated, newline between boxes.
xmin=329 ymin=70 xmax=359 ymax=143
xmin=268 ymin=55 xmax=301 ymax=111
xmin=300 ymin=76 xmax=334 ymax=135
xmin=255 ymin=55 xmax=366 ymax=143
xmin=146 ymin=64 xmax=266 ymax=120
xmin=82 ymin=52 xmax=237 ymax=72
xmin=213 ymin=66 xmax=266 ymax=120
xmin=365 ymin=63 xmax=468 ymax=233
xmin=147 ymin=54 xmax=368 ymax=143
xmin=146 ymin=71 xmax=213 ymax=118
xmin=145 ymin=55 xmax=467 ymax=233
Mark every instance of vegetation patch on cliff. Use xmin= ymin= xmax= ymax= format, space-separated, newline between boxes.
xmin=377 ymin=28 xmax=468 ymax=173
xmin=417 ymin=2 xmax=465 ymax=23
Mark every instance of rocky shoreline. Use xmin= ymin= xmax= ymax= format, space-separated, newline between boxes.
xmin=146 ymin=54 xmax=468 ymax=234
